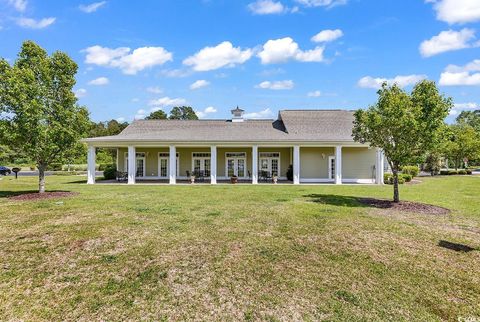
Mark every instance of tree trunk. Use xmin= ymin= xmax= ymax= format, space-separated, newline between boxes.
xmin=392 ymin=169 xmax=400 ymax=203
xmin=38 ymin=164 xmax=46 ymax=193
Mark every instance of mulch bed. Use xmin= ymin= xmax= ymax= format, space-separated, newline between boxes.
xmin=8 ymin=191 xmax=78 ymax=201
xmin=359 ymin=198 xmax=450 ymax=215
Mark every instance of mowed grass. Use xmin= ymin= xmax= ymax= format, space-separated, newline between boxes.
xmin=0 ymin=175 xmax=479 ymax=321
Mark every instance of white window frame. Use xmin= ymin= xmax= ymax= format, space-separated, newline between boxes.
xmin=328 ymin=156 xmax=335 ymax=180
xmin=191 ymin=152 xmax=211 ymax=175
xmin=158 ymin=152 xmax=179 ymax=178
xmin=124 ymin=152 xmax=146 ymax=177
xmin=258 ymin=152 xmax=280 ymax=176
xmin=225 ymin=152 xmax=247 ymax=178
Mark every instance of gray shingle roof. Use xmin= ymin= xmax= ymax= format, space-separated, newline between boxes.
xmin=83 ymin=109 xmax=356 ymax=143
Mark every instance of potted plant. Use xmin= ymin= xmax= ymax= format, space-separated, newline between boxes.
xmin=230 ymin=175 xmax=238 ymax=184
xmin=190 ymin=174 xmax=196 ymax=184
xmin=272 ymin=172 xmax=278 ymax=184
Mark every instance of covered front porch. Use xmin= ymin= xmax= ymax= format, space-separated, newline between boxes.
xmin=86 ymin=144 xmax=385 ymax=185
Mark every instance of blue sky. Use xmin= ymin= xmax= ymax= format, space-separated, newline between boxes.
xmin=1 ymin=0 xmax=479 ymax=122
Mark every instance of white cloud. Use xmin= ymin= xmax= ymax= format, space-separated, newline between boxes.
xmin=79 ymin=1 xmax=107 ymax=13
xmin=183 ymin=41 xmax=253 ymax=71
xmin=248 ymin=0 xmax=285 ymax=14
xmin=256 ymin=80 xmax=294 ymax=90
xmin=149 ymin=96 xmax=187 ymax=107
xmin=83 ymin=45 xmax=173 ymax=75
xmin=295 ymin=0 xmax=347 ymax=8
xmin=450 ymin=102 xmax=480 ymax=116
xmin=190 ymin=79 xmax=210 ymax=90
xmin=454 ymin=102 xmax=480 ymax=109
xmin=257 ymin=37 xmax=325 ymax=64
xmin=244 ymin=108 xmax=274 ymax=119
xmin=135 ymin=109 xmax=147 ymax=119
xmin=146 ymin=86 xmax=163 ymax=94
xmin=88 ymin=77 xmax=109 ymax=85
xmin=75 ymin=88 xmax=87 ymax=98
xmin=439 ymin=59 xmax=480 ymax=86
xmin=358 ymin=74 xmax=427 ymax=89
xmin=17 ymin=17 xmax=56 ymax=29
xmin=307 ymin=90 xmax=322 ymax=97
xmin=419 ymin=28 xmax=477 ymax=57
xmin=8 ymin=0 xmax=27 ymax=12
xmin=311 ymin=29 xmax=343 ymax=43
xmin=429 ymin=0 xmax=480 ymax=24
xmin=160 ymin=68 xmax=192 ymax=78
xmin=196 ymin=106 xmax=217 ymax=118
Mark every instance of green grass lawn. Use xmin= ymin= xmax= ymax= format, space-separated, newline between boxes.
xmin=0 ymin=175 xmax=479 ymax=321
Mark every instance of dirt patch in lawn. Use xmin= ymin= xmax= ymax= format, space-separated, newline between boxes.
xmin=359 ymin=198 xmax=450 ymax=215
xmin=8 ymin=191 xmax=78 ymax=201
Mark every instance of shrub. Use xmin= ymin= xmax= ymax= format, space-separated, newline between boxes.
xmin=401 ymin=173 xmax=412 ymax=182
xmin=98 ymin=163 xmax=113 ymax=171
xmin=466 ymin=169 xmax=472 ymax=175
xmin=29 ymin=165 xmax=36 ymax=171
xmin=458 ymin=170 xmax=467 ymax=175
xmin=402 ymin=165 xmax=419 ymax=177
xmin=48 ymin=163 xmax=62 ymax=171
xmin=103 ymin=164 xmax=116 ymax=180
xmin=439 ymin=170 xmax=449 ymax=175
xmin=383 ymin=173 xmax=406 ymax=184
xmin=448 ymin=170 xmax=458 ymax=175
xmin=286 ymin=165 xmax=293 ymax=181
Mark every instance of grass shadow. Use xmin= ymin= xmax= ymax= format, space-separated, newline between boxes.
xmin=304 ymin=194 xmax=371 ymax=208
xmin=438 ymin=240 xmax=477 ymax=252
xmin=0 ymin=190 xmax=71 ymax=199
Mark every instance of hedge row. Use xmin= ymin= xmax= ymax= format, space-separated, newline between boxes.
xmin=439 ymin=169 xmax=472 ymax=175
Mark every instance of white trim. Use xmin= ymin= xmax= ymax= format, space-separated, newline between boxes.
xmin=343 ymin=179 xmax=375 ymax=184
xmin=252 ymin=145 xmax=258 ymax=184
xmin=87 ymin=145 xmax=96 ymax=184
xmin=169 ymin=146 xmax=176 ymax=184
xmin=225 ymin=152 xmax=247 ymax=178
xmin=211 ymin=146 xmax=217 ymax=184
xmin=300 ymin=178 xmax=374 ymax=184
xmin=116 ymin=148 xmax=119 ymax=171
xmin=127 ymin=146 xmax=136 ymax=184
xmin=335 ymin=145 xmax=342 ymax=185
xmin=293 ymin=146 xmax=300 ymax=184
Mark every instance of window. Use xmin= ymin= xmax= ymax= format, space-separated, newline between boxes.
xmin=158 ymin=152 xmax=179 ymax=178
xmin=226 ymin=152 xmax=247 ymax=177
xmin=192 ymin=152 xmax=211 ymax=176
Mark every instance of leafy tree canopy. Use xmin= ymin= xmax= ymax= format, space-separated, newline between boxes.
xmin=169 ymin=106 xmax=198 ymax=120
xmin=442 ymin=124 xmax=480 ymax=169
xmin=352 ymin=80 xmax=451 ymax=202
xmin=0 ymin=40 xmax=90 ymax=192
xmin=145 ymin=110 xmax=167 ymax=120
xmin=456 ymin=110 xmax=480 ymax=133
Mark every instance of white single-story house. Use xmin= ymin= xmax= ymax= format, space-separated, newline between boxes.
xmin=82 ymin=108 xmax=385 ymax=185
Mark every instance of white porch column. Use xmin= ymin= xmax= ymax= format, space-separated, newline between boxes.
xmin=210 ymin=145 xmax=217 ymax=184
xmin=252 ymin=145 xmax=258 ymax=184
xmin=127 ymin=146 xmax=136 ymax=184
xmin=169 ymin=145 xmax=176 ymax=184
xmin=335 ymin=146 xmax=342 ymax=184
xmin=293 ymin=145 xmax=300 ymax=184
xmin=87 ymin=145 xmax=96 ymax=184
xmin=376 ymin=148 xmax=384 ymax=185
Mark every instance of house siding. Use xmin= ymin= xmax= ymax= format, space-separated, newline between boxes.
xmin=342 ymin=147 xmax=376 ymax=179
xmin=300 ymin=147 xmax=334 ymax=179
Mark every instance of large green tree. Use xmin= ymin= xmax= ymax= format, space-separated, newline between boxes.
xmin=353 ymin=81 xmax=451 ymax=202
xmin=442 ymin=124 xmax=480 ymax=169
xmin=169 ymin=106 xmax=198 ymax=120
xmin=456 ymin=110 xmax=480 ymax=133
xmin=145 ymin=110 xmax=167 ymax=120
xmin=0 ymin=41 xmax=90 ymax=193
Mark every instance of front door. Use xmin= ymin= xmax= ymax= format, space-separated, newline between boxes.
xmin=328 ymin=156 xmax=335 ymax=180
xmin=192 ymin=153 xmax=211 ymax=176
xmin=226 ymin=153 xmax=246 ymax=177
xmin=125 ymin=152 xmax=145 ymax=178
xmin=159 ymin=157 xmax=168 ymax=178
xmin=259 ymin=152 xmax=280 ymax=176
